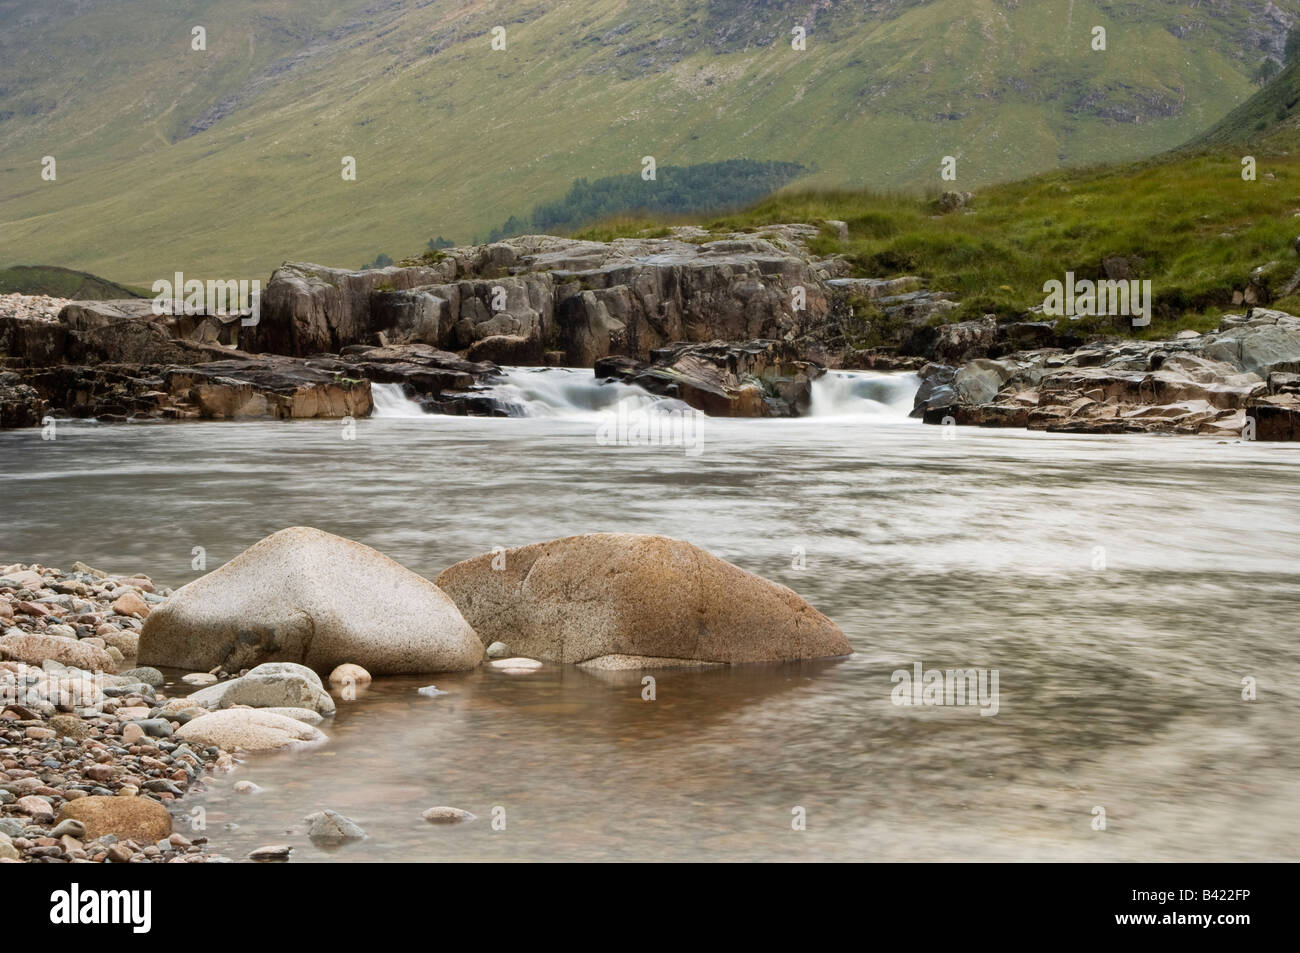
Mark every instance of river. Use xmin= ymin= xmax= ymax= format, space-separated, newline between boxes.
xmin=1 ymin=369 xmax=1297 ymax=861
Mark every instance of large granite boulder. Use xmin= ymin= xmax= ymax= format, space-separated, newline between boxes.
xmin=435 ymin=533 xmax=851 ymax=667
xmin=139 ymin=527 xmax=483 ymax=675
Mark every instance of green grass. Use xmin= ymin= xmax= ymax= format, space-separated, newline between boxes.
xmin=0 ymin=264 xmax=148 ymax=299
xmin=572 ymin=146 xmax=1300 ymax=338
xmin=0 ymin=0 xmax=1292 ymax=283
xmin=1192 ymin=56 xmax=1300 ymax=151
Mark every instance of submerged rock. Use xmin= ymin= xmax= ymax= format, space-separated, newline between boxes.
xmin=248 ymin=844 xmax=293 ymax=862
xmin=305 ymin=809 xmax=366 ymax=845
xmin=436 ymin=533 xmax=851 ymax=666
xmin=139 ymin=527 xmax=483 ymax=675
xmin=327 ymin=663 xmax=372 ymax=687
xmin=422 ymin=806 xmax=475 ymax=825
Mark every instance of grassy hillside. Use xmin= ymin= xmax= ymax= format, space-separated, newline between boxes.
xmin=0 ymin=0 xmax=1295 ymax=283
xmin=0 ymin=265 xmax=147 ymax=299
xmin=1194 ymin=56 xmax=1300 ymax=150
xmin=575 ymin=148 xmax=1300 ymax=340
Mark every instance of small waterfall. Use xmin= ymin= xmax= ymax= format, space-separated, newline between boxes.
xmin=808 ymin=370 xmax=920 ymax=418
xmin=373 ymin=368 xmax=921 ymax=419
xmin=370 ymin=383 xmax=427 ymax=418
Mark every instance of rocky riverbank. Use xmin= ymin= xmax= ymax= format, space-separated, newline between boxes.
xmin=2 ymin=527 xmax=851 ymax=862
xmin=0 ymin=227 xmax=937 ymax=426
xmin=4 ymin=228 xmax=1300 ymax=436
xmin=0 ymin=561 xmax=233 ymax=863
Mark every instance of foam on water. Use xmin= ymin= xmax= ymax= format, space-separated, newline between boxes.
xmin=374 ymin=367 xmax=922 ymax=420
xmin=370 ymin=383 xmax=427 ymax=418
xmin=807 ymin=370 xmax=921 ymax=418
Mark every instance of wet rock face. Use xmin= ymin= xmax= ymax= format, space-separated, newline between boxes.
xmin=0 ymin=316 xmax=67 ymax=365
xmin=0 ymin=373 xmax=47 ymax=428
xmin=161 ymin=357 xmax=373 ymax=420
xmin=9 ymin=355 xmax=373 ymax=424
xmin=1247 ymin=371 xmax=1300 ymax=440
xmin=912 ymin=310 xmax=1300 ymax=438
xmin=436 ymin=533 xmax=851 ymax=667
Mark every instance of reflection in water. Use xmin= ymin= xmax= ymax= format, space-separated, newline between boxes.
xmin=1 ymin=396 xmax=1298 ymax=861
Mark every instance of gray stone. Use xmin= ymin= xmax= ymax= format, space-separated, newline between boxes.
xmin=119 ymin=667 xmax=164 ymax=687
xmin=174 ymin=708 xmax=327 ymax=753
xmin=49 ymin=819 xmax=87 ymax=839
xmin=126 ymin=718 xmax=173 ymax=738
xmin=248 ymin=844 xmax=293 ymax=861
xmin=256 ymin=707 xmax=324 ymax=725
xmin=422 ymin=806 xmax=476 ymax=825
xmin=304 ymin=809 xmax=366 ymax=845
xmin=188 ymin=669 xmax=335 ymax=714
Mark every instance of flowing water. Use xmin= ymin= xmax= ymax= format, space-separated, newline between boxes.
xmin=2 ymin=369 xmax=1298 ymax=861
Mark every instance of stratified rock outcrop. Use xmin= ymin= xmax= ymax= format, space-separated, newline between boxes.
xmin=244 ymin=233 xmax=834 ymax=366
xmin=913 ymin=309 xmax=1300 ymax=438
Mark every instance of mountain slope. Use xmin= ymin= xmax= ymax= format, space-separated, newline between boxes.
xmin=1 ymin=0 xmax=1296 ymax=283
xmin=1193 ymin=55 xmax=1300 ymax=150
xmin=0 ymin=264 xmax=146 ymax=299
